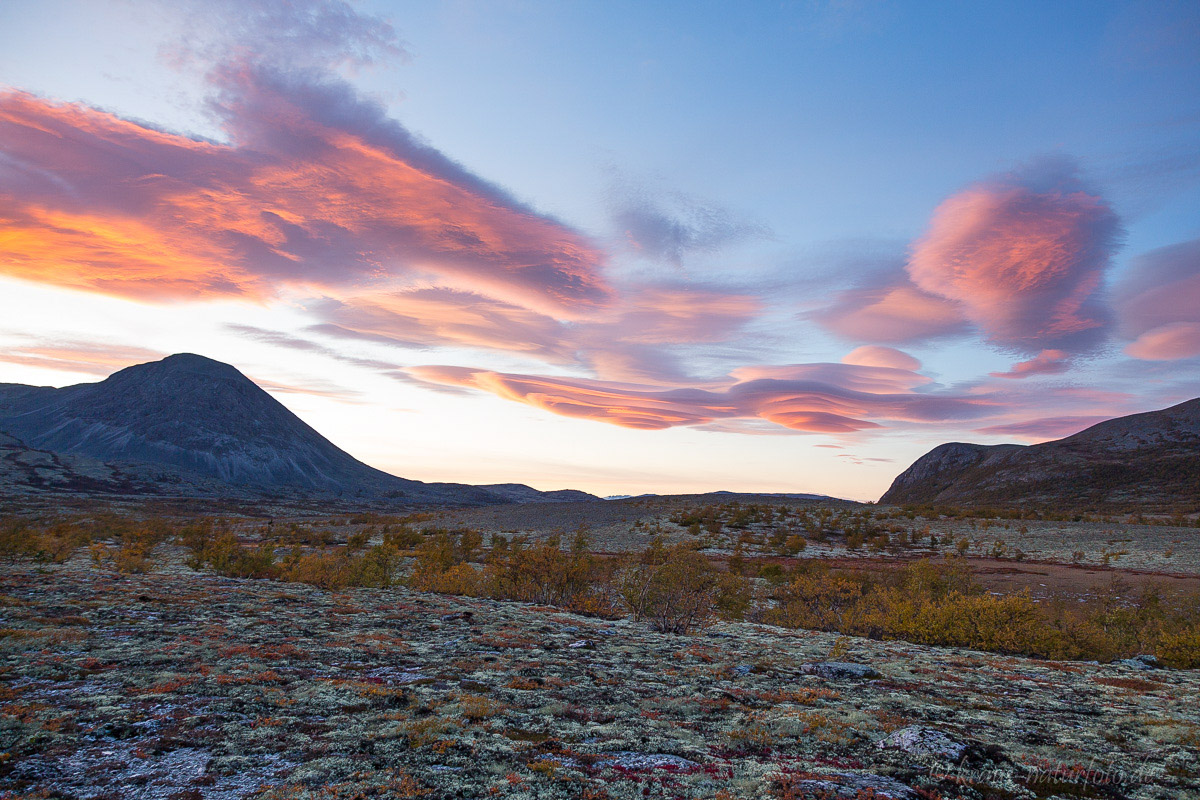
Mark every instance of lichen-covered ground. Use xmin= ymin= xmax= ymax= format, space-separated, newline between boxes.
xmin=433 ymin=498 xmax=1200 ymax=576
xmin=2 ymin=550 xmax=1198 ymax=800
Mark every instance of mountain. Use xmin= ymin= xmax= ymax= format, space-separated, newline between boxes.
xmin=478 ymin=483 xmax=599 ymax=503
xmin=0 ymin=354 xmax=595 ymax=506
xmin=880 ymin=398 xmax=1200 ymax=511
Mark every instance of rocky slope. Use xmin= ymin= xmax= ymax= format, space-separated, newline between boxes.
xmin=0 ymin=354 xmax=594 ymax=506
xmin=881 ymin=398 xmax=1200 ymax=510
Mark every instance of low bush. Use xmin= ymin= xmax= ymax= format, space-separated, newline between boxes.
xmin=761 ymin=559 xmax=1200 ymax=666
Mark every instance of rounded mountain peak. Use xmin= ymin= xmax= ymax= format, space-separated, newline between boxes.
xmin=115 ymin=353 xmax=248 ymax=383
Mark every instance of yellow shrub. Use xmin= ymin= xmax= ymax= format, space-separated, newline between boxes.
xmin=1158 ymin=626 xmax=1200 ymax=669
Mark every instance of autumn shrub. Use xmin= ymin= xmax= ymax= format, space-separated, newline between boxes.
xmin=383 ymin=525 xmax=423 ymax=549
xmin=763 ymin=561 xmax=1060 ymax=654
xmin=186 ymin=530 xmax=278 ymax=579
xmin=408 ymin=531 xmax=479 ymax=593
xmin=30 ymin=523 xmax=89 ymax=563
xmin=113 ymin=543 xmax=153 ymax=574
xmin=619 ymin=538 xmax=734 ymax=633
xmin=1158 ymin=625 xmax=1200 ymax=669
xmin=483 ymin=530 xmax=605 ymax=609
xmin=0 ymin=517 xmax=34 ymax=561
xmin=275 ymin=542 xmax=403 ymax=590
xmin=112 ymin=519 xmax=173 ymax=573
xmin=762 ymin=559 xmax=1200 ymax=665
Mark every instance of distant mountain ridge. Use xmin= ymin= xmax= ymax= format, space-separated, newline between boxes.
xmin=0 ymin=354 xmax=596 ymax=506
xmin=880 ymin=398 xmax=1200 ymax=511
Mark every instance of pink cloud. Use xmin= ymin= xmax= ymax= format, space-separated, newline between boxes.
xmin=0 ymin=341 xmax=166 ymax=376
xmin=608 ymin=286 xmax=762 ymax=345
xmin=841 ymin=345 xmax=921 ymax=371
xmin=0 ymin=66 xmax=610 ymax=314
xmin=811 ymin=279 xmax=968 ymax=343
xmin=315 ymin=289 xmax=571 ymax=360
xmin=976 ymin=415 xmax=1112 ymax=441
xmin=307 ymin=282 xmax=762 ymax=385
xmin=406 ymin=362 xmax=991 ymax=433
xmin=989 ymin=349 xmax=1071 ymax=379
xmin=1125 ymin=322 xmax=1200 ymax=361
xmin=907 ymin=159 xmax=1121 ymax=355
xmin=1115 ymin=239 xmax=1200 ymax=360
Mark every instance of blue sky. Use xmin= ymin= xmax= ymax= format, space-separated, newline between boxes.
xmin=0 ymin=0 xmax=1197 ymax=499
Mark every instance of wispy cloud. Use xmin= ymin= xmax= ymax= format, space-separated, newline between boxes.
xmin=989 ymin=349 xmax=1071 ymax=379
xmin=404 ymin=361 xmax=992 ymax=433
xmin=810 ymin=268 xmax=969 ymax=344
xmin=0 ymin=340 xmax=166 ymax=377
xmin=1116 ymin=238 xmax=1200 ymax=360
xmin=976 ymin=415 xmax=1111 ymax=441
xmin=607 ymin=174 xmax=770 ymax=267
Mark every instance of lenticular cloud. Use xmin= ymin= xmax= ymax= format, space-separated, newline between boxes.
xmin=0 ymin=66 xmax=610 ymax=315
xmin=907 ymin=159 xmax=1122 ymax=356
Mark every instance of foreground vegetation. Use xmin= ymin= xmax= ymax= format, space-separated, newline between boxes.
xmin=5 ymin=509 xmax=1199 ymax=668
xmin=7 ymin=557 xmax=1198 ymax=799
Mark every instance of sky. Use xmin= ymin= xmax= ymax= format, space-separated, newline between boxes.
xmin=0 ymin=0 xmax=1198 ymax=500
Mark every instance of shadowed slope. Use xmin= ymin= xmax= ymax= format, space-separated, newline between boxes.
xmin=0 ymin=354 xmax=506 ymax=503
xmin=881 ymin=398 xmax=1200 ymax=511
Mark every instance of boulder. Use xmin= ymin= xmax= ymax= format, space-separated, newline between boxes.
xmin=799 ymin=661 xmax=880 ymax=679
xmin=877 ymin=726 xmax=968 ymax=761
xmin=785 ymin=772 xmax=918 ymax=799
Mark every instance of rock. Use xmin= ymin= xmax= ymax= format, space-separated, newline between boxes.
xmin=786 ymin=772 xmax=918 ymax=799
xmin=567 ymin=639 xmax=594 ymax=649
xmin=440 ymin=611 xmax=473 ymax=622
xmin=877 ymin=726 xmax=968 ymax=761
xmin=605 ymin=752 xmax=699 ymax=771
xmin=1115 ymin=654 xmax=1160 ymax=670
xmin=799 ymin=661 xmax=880 ymax=679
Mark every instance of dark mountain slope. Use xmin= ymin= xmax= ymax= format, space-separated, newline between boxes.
xmin=0 ymin=354 xmax=562 ymax=505
xmin=880 ymin=398 xmax=1200 ymax=511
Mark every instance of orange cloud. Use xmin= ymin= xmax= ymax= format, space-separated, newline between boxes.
xmin=0 ymin=70 xmax=609 ymax=314
xmin=406 ymin=362 xmax=989 ymax=433
xmin=0 ymin=341 xmax=166 ymax=376
xmin=316 ymin=289 xmax=571 ymax=360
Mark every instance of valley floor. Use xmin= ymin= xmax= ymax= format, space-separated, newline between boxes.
xmin=2 ymin=552 xmax=1198 ymax=799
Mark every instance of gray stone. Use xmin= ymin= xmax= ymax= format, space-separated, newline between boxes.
xmin=799 ymin=661 xmax=881 ymax=679
xmin=1115 ymin=654 xmax=1161 ymax=670
xmin=877 ymin=725 xmax=969 ymax=761
xmin=605 ymin=752 xmax=700 ymax=771
xmin=787 ymin=772 xmax=918 ymax=799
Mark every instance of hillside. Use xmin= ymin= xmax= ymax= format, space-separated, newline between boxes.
xmin=0 ymin=354 xmax=593 ymax=506
xmin=880 ymin=398 xmax=1200 ymax=510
